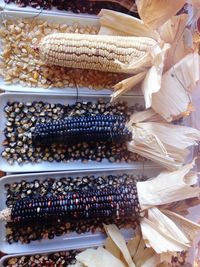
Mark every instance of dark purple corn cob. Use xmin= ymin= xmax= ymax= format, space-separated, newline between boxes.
xmin=11 ymin=184 xmax=140 ymax=223
xmin=32 ymin=115 xmax=132 ymax=145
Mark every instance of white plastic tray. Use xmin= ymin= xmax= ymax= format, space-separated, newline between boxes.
xmin=0 ymin=168 xmax=162 ymax=254
xmin=0 ymin=10 xmax=142 ymax=96
xmin=0 ymin=249 xmax=89 ymax=267
xmin=0 ymin=92 xmax=157 ymax=173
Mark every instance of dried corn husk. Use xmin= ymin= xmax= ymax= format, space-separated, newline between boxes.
xmin=151 ymin=52 xmax=200 ymax=121
xmin=105 ymin=236 xmax=121 ymax=259
xmin=136 ymin=0 xmax=186 ymax=30
xmin=158 ymin=14 xmax=191 ymax=71
xmin=127 ymin=109 xmax=200 ymax=170
xmin=162 ymin=209 xmax=200 ymax=242
xmin=140 ymin=207 xmax=200 ymax=253
xmin=99 ymin=9 xmax=159 ymax=39
xmin=137 ymin=160 xmax=199 ymax=209
xmin=104 ymin=224 xmax=136 ymax=267
xmin=111 ymin=72 xmax=146 ymax=100
xmin=76 ymin=247 xmax=126 ymax=267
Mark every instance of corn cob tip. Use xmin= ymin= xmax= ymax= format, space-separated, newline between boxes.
xmin=0 ymin=208 xmax=11 ymax=222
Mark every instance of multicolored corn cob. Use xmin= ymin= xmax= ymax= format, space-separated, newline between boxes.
xmin=11 ymin=184 xmax=140 ymax=223
xmin=32 ymin=115 xmax=132 ymax=145
xmin=39 ymin=33 xmax=156 ymax=73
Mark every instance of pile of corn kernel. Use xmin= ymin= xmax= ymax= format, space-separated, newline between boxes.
xmin=0 ymin=18 xmax=128 ymax=90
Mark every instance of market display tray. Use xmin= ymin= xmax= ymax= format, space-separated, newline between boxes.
xmin=0 ymin=92 xmax=156 ymax=173
xmin=0 ymin=10 xmax=142 ymax=96
xmin=0 ymin=167 xmax=162 ymax=254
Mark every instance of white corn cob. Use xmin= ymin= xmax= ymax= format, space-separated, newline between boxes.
xmin=39 ymin=33 xmax=157 ymax=73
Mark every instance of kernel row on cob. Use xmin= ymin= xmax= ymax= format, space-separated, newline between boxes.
xmin=32 ymin=114 xmax=132 ymax=145
xmin=1 ymin=162 xmax=200 ymax=254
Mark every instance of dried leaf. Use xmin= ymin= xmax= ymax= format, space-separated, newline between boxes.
xmin=128 ymin=109 xmax=164 ymax=124
xmin=76 ymin=247 xmax=126 ymax=267
xmin=158 ymin=14 xmax=190 ymax=71
xmin=127 ymin=234 xmax=141 ymax=258
xmin=152 ymin=52 xmax=200 ymax=121
xmin=98 ymin=9 xmax=158 ymax=39
xmin=104 ymin=224 xmax=136 ymax=267
xmin=140 ymin=213 xmax=190 ymax=253
xmin=111 ymin=72 xmax=146 ymax=101
xmin=133 ymin=236 xmax=155 ymax=266
xmin=137 ymin=160 xmax=200 ymax=209
xmin=161 ymin=209 xmax=200 ymax=242
xmin=127 ymin=109 xmax=200 ymax=169
xmin=147 ymin=208 xmax=190 ymax=245
xmin=105 ymin=236 xmax=121 ymax=259
xmin=136 ymin=0 xmax=185 ymax=29
xmin=141 ymin=43 xmax=170 ymax=108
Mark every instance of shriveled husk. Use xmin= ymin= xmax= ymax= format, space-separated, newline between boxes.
xmin=73 ymin=225 xmax=164 ymax=267
xmin=140 ymin=207 xmax=200 ymax=253
xmin=76 ymin=247 xmax=126 ymax=267
xmin=104 ymin=224 xmax=136 ymax=267
xmin=126 ymin=109 xmax=200 ymax=170
xmin=99 ymin=9 xmax=159 ymax=39
xmin=136 ymin=0 xmax=186 ymax=30
xmin=151 ymin=52 xmax=200 ymax=121
xmin=158 ymin=14 xmax=191 ymax=71
xmin=138 ymin=162 xmax=200 ymax=253
xmin=137 ymin=160 xmax=199 ymax=210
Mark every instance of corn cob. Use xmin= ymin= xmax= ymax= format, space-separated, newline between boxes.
xmin=11 ymin=184 xmax=140 ymax=223
xmin=32 ymin=114 xmax=132 ymax=145
xmin=39 ymin=33 xmax=156 ymax=73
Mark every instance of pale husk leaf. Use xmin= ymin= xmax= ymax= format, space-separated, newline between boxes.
xmin=161 ymin=209 xmax=200 ymax=242
xmin=163 ymin=197 xmax=200 ymax=216
xmin=137 ymin=160 xmax=200 ymax=209
xmin=113 ymin=42 xmax=170 ymax=106
xmin=127 ymin=233 xmax=141 ymax=258
xmin=98 ymin=9 xmax=158 ymax=39
xmin=158 ymin=14 xmax=191 ymax=71
xmin=128 ymin=109 xmax=164 ymax=124
xmin=132 ymin=235 xmax=156 ymax=266
xmin=151 ymin=52 xmax=200 ymax=121
xmin=136 ymin=0 xmax=185 ymax=30
xmin=111 ymin=72 xmax=146 ymax=101
xmin=76 ymin=247 xmax=126 ymax=267
xmin=127 ymin=114 xmax=200 ymax=169
xmin=103 ymin=224 xmax=136 ymax=267
xmin=140 ymin=218 xmax=189 ymax=253
xmin=147 ymin=208 xmax=190 ymax=245
xmin=141 ymin=43 xmax=170 ymax=108
xmin=135 ymin=121 xmax=200 ymax=149
xmin=105 ymin=236 xmax=121 ymax=259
